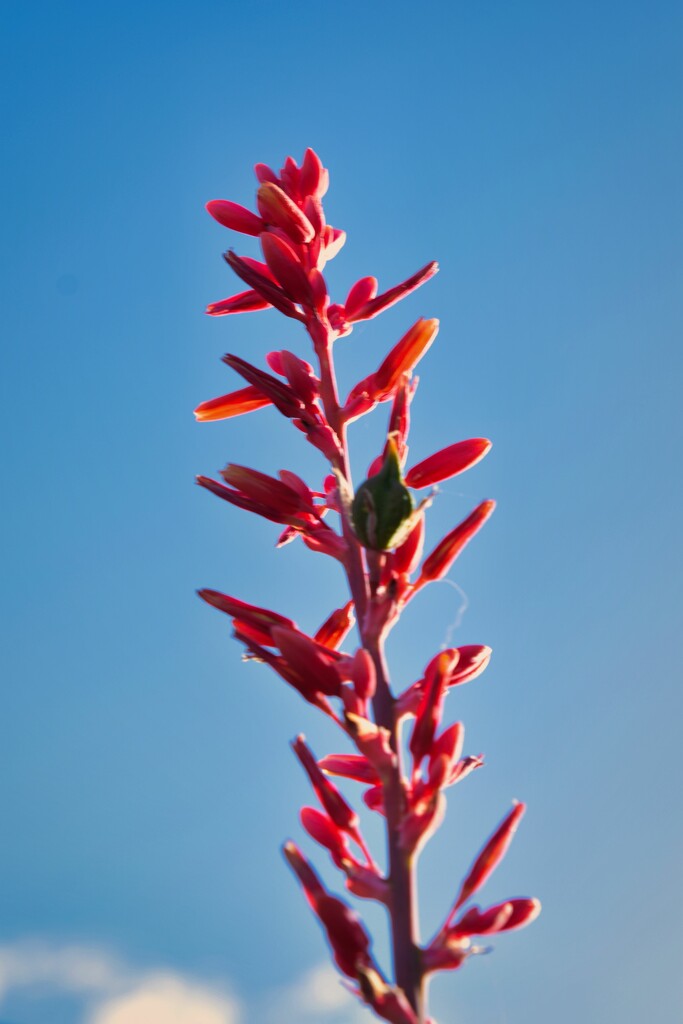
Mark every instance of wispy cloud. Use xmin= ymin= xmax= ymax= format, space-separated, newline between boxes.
xmin=0 ymin=940 xmax=364 ymax=1023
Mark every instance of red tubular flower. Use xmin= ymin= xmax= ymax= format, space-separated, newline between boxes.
xmin=222 ymin=354 xmax=305 ymax=419
xmin=351 ymin=648 xmax=377 ymax=701
xmin=451 ymin=897 xmax=541 ymax=937
xmin=224 ymin=250 xmax=304 ymax=320
xmin=194 ymin=385 xmax=272 ymax=422
xmin=418 ymin=500 xmax=496 ymax=584
xmin=448 ymin=644 xmax=492 ymax=686
xmin=257 ymin=181 xmax=316 ymax=243
xmin=346 ymin=261 xmax=439 ymax=322
xmin=196 ymin=588 xmax=296 ymax=634
xmin=271 ymin=626 xmax=343 ymax=697
xmin=409 ymin=650 xmax=458 ymax=770
xmin=260 ymin=231 xmax=313 ymax=305
xmin=318 ymin=754 xmax=381 ymax=786
xmin=220 ymin=464 xmax=313 ymax=516
xmin=451 ymin=802 xmax=527 ymax=914
xmin=314 ymin=601 xmax=355 ymax=650
xmin=206 ymin=290 xmax=272 ymax=316
xmin=299 ymin=147 xmax=326 ymax=198
xmin=205 ymin=199 xmax=265 ymax=235
xmin=405 ymin=439 xmax=492 ymax=489
xmin=301 ymin=806 xmax=353 ymax=868
xmin=344 ymin=276 xmax=378 ymax=317
xmin=373 ymin=319 xmax=439 ymax=399
xmin=292 ymin=735 xmax=360 ymax=838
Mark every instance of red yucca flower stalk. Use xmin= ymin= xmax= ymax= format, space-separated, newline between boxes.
xmin=195 ymin=148 xmax=539 ymax=1023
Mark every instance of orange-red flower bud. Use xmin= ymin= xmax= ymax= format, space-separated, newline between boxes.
xmin=405 ymin=438 xmax=492 ymax=489
xmin=418 ymin=500 xmax=495 ymax=583
xmin=374 ymin=319 xmax=439 ymax=398
xmin=194 ymin=385 xmax=272 ymax=422
xmin=260 ymin=231 xmax=313 ymax=305
xmin=205 ymin=199 xmax=265 ymax=235
xmin=257 ymin=182 xmax=315 ymax=243
xmin=206 ymin=289 xmax=271 ymax=316
xmin=452 ymin=802 xmax=526 ymax=912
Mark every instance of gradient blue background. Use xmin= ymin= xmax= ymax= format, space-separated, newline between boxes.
xmin=2 ymin=1 xmax=682 ymax=1021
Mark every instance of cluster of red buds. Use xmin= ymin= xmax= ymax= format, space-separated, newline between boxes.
xmin=196 ymin=149 xmax=540 ymax=1022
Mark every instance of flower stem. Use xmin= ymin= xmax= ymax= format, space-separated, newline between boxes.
xmin=312 ymin=316 xmax=425 ymax=1021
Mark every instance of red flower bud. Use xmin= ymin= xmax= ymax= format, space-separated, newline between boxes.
xmin=409 ymin=651 xmax=458 ymax=769
xmin=373 ymin=319 xmax=439 ymax=398
xmin=271 ymin=626 xmax=343 ymax=697
xmin=292 ymin=735 xmax=360 ymax=837
xmin=452 ymin=803 xmax=526 ymax=913
xmin=206 ymin=289 xmax=271 ymax=316
xmin=260 ymin=231 xmax=313 ymax=305
xmin=346 ymin=261 xmax=439 ymax=322
xmin=194 ymin=385 xmax=272 ymax=422
xmin=196 ymin=589 xmax=295 ymax=633
xmin=224 ymin=250 xmax=304 ymax=319
xmin=257 ymin=182 xmax=315 ymax=243
xmin=448 ymin=644 xmax=492 ymax=687
xmin=222 ymin=354 xmax=304 ymax=419
xmin=318 ymin=754 xmax=380 ymax=786
xmin=205 ymin=199 xmax=265 ymax=236
xmin=351 ymin=648 xmax=377 ymax=701
xmin=299 ymin=147 xmax=326 ymax=198
xmin=344 ymin=276 xmax=378 ymax=317
xmin=314 ymin=601 xmax=355 ymax=650
xmin=418 ymin=500 xmax=496 ymax=583
xmin=393 ymin=515 xmax=425 ymax=576
xmin=405 ymin=438 xmax=492 ymax=489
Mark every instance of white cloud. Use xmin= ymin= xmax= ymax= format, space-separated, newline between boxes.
xmin=261 ymin=963 xmax=367 ymax=1024
xmin=0 ymin=941 xmax=365 ymax=1023
xmin=0 ymin=942 xmax=239 ymax=1024
xmin=90 ymin=973 xmax=238 ymax=1024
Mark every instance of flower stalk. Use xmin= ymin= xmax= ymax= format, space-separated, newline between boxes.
xmin=196 ymin=149 xmax=539 ymax=1022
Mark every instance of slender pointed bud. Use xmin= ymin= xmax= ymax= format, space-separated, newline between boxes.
xmin=222 ymin=354 xmax=304 ymax=418
xmin=196 ymin=588 xmax=296 ymax=632
xmin=314 ymin=601 xmax=355 ymax=650
xmin=347 ymin=261 xmax=439 ymax=322
xmin=303 ymin=195 xmax=325 ymax=235
xmin=272 ymin=627 xmax=343 ymax=697
xmin=220 ymin=464 xmax=309 ymax=515
xmin=280 ymin=155 xmax=301 ymax=198
xmin=352 ymin=439 xmax=414 ymax=551
xmin=409 ymin=650 xmax=459 ymax=769
xmin=194 ymin=385 xmax=272 ymax=422
xmin=282 ymin=841 xmax=326 ymax=904
xmin=292 ymin=735 xmax=360 ymax=836
xmin=419 ymin=500 xmax=496 ymax=583
xmin=451 ymin=897 xmax=541 ymax=937
xmin=344 ymin=276 xmax=378 ymax=317
xmin=300 ymin=147 xmax=325 ymax=197
xmin=205 ymin=199 xmax=265 ymax=236
xmin=260 ymin=231 xmax=313 ymax=305
xmin=318 ymin=754 xmax=380 ymax=785
xmin=279 ymin=350 xmax=320 ymax=406
xmin=387 ymin=377 xmax=416 ymax=464
xmin=324 ymin=226 xmax=346 ymax=259
xmin=430 ymin=721 xmax=465 ymax=773
xmin=374 ymin=319 xmax=439 ymax=398
xmin=223 ymin=250 xmax=303 ymax=319
xmin=453 ymin=803 xmax=527 ymax=912
xmin=206 ymin=290 xmax=272 ymax=316
xmin=393 ymin=514 xmax=425 ymax=575
xmin=308 ymin=268 xmax=328 ymax=313
xmin=257 ymin=182 xmax=315 ymax=243
xmin=314 ymin=894 xmax=373 ymax=978
xmin=405 ymin=438 xmax=492 ymax=489
xmin=254 ymin=162 xmax=279 ymax=185
xmin=448 ymin=644 xmax=492 ymax=686
xmin=301 ymin=807 xmax=353 ymax=867
xmin=351 ymin=648 xmax=377 ymax=701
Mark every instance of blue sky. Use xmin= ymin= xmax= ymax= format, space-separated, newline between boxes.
xmin=1 ymin=1 xmax=682 ymax=1021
